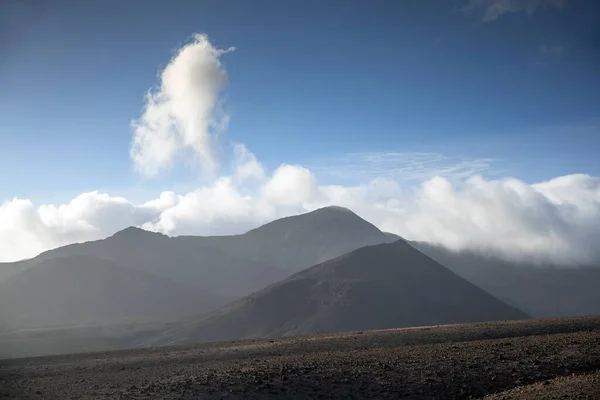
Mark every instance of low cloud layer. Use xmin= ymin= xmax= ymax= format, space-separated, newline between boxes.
xmin=1 ymin=168 xmax=599 ymax=265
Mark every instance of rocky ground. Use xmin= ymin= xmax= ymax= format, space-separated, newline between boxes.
xmin=1 ymin=316 xmax=599 ymax=399
xmin=483 ymin=371 xmax=600 ymax=399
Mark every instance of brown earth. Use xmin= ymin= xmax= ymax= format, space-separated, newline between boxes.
xmin=1 ymin=316 xmax=599 ymax=399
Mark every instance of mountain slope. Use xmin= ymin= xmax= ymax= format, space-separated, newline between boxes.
xmin=152 ymin=240 xmax=528 ymax=346
xmin=178 ymin=206 xmax=396 ymax=273
xmin=17 ymin=227 xmax=288 ymax=299
xmin=0 ymin=261 xmax=29 ymax=283
xmin=411 ymin=242 xmax=600 ymax=318
xmin=0 ymin=255 xmax=225 ymax=330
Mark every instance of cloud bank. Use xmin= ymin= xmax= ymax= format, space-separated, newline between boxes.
xmin=2 ymin=171 xmax=600 ymax=265
xmin=2 ymin=33 xmax=599 ymax=266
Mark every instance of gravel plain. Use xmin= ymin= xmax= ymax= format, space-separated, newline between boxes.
xmin=1 ymin=316 xmax=599 ymax=399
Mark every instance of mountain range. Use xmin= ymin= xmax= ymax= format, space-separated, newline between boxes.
xmin=0 ymin=205 xmax=598 ymax=358
xmin=0 ymin=206 xmax=395 ymax=334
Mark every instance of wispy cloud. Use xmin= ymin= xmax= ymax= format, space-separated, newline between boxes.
xmin=309 ymin=152 xmax=500 ymax=184
xmin=464 ymin=0 xmax=566 ymax=22
xmin=540 ymin=44 xmax=566 ymax=59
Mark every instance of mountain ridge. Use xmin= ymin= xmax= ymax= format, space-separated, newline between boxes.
xmin=176 ymin=205 xmax=396 ymax=273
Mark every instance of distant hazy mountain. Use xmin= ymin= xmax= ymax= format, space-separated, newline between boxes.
xmin=151 ymin=240 xmax=528 ymax=346
xmin=411 ymin=242 xmax=600 ymax=318
xmin=180 ymin=206 xmax=396 ymax=274
xmin=0 ymin=320 xmax=172 ymax=359
xmin=0 ymin=255 xmax=224 ymax=330
xmin=12 ymin=227 xmax=289 ymax=299
xmin=0 ymin=261 xmax=29 ymax=283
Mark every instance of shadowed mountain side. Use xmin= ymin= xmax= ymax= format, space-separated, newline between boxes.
xmin=411 ymin=242 xmax=600 ymax=318
xmin=11 ymin=227 xmax=289 ymax=299
xmin=176 ymin=206 xmax=397 ymax=274
xmin=0 ymin=255 xmax=226 ymax=330
xmin=0 ymin=261 xmax=29 ymax=283
xmin=151 ymin=240 xmax=528 ymax=346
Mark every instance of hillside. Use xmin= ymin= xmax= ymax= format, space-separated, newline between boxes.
xmin=152 ymin=240 xmax=528 ymax=346
xmin=0 ymin=255 xmax=224 ymax=330
xmin=4 ymin=227 xmax=288 ymax=299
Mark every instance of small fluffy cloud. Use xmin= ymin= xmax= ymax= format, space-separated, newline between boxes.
xmin=261 ymin=165 xmax=318 ymax=207
xmin=130 ymin=34 xmax=234 ymax=177
xmin=2 ymin=167 xmax=600 ymax=265
xmin=465 ymin=0 xmax=566 ymax=22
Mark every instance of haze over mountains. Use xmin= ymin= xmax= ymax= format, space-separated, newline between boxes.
xmin=413 ymin=243 xmax=600 ymax=319
xmin=0 ymin=205 xmax=598 ymax=358
xmin=26 ymin=227 xmax=288 ymax=299
xmin=0 ymin=255 xmax=221 ymax=330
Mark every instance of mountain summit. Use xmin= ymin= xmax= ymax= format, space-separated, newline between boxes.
xmin=185 ymin=205 xmax=396 ymax=273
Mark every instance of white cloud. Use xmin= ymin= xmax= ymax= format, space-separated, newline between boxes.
xmin=464 ymin=0 xmax=566 ymax=22
xmin=2 ymin=167 xmax=600 ymax=265
xmin=400 ymin=175 xmax=600 ymax=264
xmin=130 ymin=34 xmax=234 ymax=177
xmin=0 ymin=192 xmax=161 ymax=261
xmin=261 ymin=165 xmax=319 ymax=207
xmin=232 ymin=143 xmax=266 ymax=184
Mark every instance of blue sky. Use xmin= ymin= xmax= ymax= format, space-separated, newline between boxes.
xmin=1 ymin=0 xmax=599 ymax=204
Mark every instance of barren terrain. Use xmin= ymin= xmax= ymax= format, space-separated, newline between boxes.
xmin=1 ymin=316 xmax=599 ymax=399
